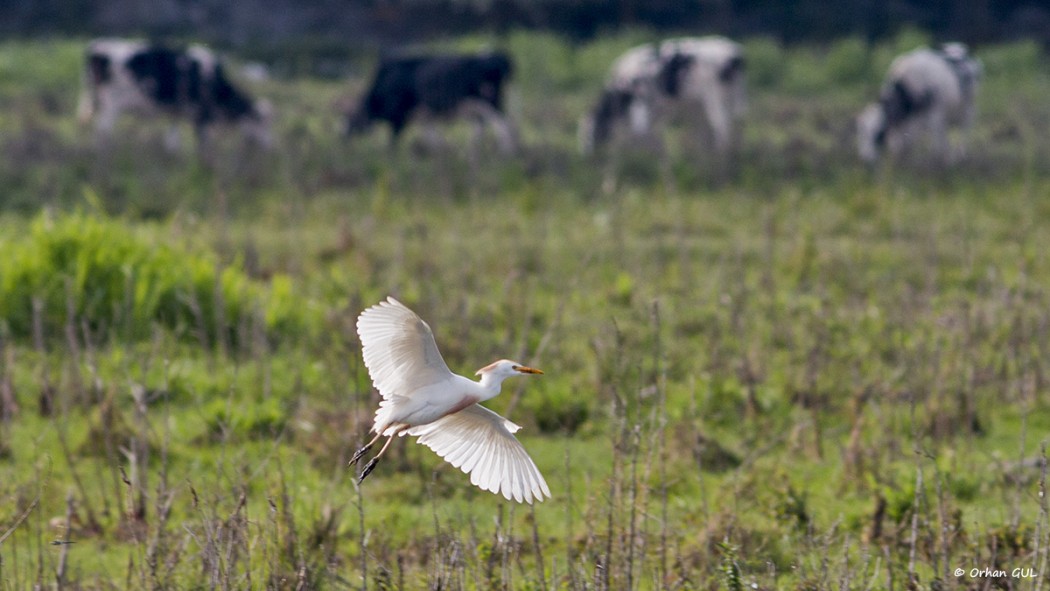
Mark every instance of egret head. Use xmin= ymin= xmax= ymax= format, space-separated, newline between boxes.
xmin=476 ymin=359 xmax=544 ymax=378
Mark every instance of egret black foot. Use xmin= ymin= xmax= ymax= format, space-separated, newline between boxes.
xmin=358 ymin=456 xmax=381 ymax=483
xmin=349 ymin=444 xmax=373 ymax=467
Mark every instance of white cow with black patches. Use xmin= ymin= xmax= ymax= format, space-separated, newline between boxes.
xmin=579 ymin=36 xmax=747 ymax=157
xmin=857 ymin=43 xmax=981 ymax=166
xmin=77 ymin=38 xmax=273 ymax=154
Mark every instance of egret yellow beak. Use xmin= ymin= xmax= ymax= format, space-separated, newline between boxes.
xmin=514 ymin=366 xmax=544 ymax=375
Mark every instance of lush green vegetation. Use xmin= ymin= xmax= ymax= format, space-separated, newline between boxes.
xmin=1 ymin=31 xmax=1049 ymax=590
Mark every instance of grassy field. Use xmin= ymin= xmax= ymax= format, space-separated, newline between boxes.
xmin=1 ymin=29 xmax=1049 ymax=590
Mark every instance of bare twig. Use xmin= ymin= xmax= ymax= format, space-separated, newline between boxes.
xmin=55 ymin=491 xmax=74 ymax=589
xmin=1034 ymin=442 xmax=1048 ymax=591
xmin=530 ymin=504 xmax=545 ymax=591
xmin=907 ymin=463 xmax=923 ymax=585
xmin=0 ymin=495 xmax=40 ymax=547
xmin=213 ymin=262 xmax=230 ymax=357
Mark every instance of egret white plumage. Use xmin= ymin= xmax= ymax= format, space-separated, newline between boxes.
xmin=351 ymin=296 xmax=551 ymax=504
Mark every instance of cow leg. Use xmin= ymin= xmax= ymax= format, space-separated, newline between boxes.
xmin=627 ymin=100 xmax=652 ymax=138
xmin=950 ymin=125 xmax=970 ymax=165
xmin=413 ymin=111 xmax=447 ymax=155
xmin=700 ymin=95 xmax=733 ymax=156
xmin=91 ymin=103 xmax=120 ymax=147
xmin=700 ymin=95 xmax=739 ymax=183
xmin=929 ymin=113 xmax=946 ymax=166
xmin=385 ymin=128 xmax=402 ymax=155
xmin=599 ymin=109 xmax=664 ymax=195
xmin=628 ymin=100 xmax=671 ymax=189
xmin=163 ymin=125 xmax=183 ymax=153
xmin=883 ymin=122 xmax=908 ymax=164
xmin=461 ymin=100 xmax=517 ymax=156
xmin=445 ymin=102 xmax=487 ymax=179
xmin=76 ymin=87 xmax=96 ymax=126
xmin=626 ymin=100 xmax=666 ymax=157
xmin=948 ymin=107 xmax=973 ymax=165
xmin=85 ymin=103 xmax=118 ymax=176
xmin=422 ymin=122 xmax=445 ymax=151
xmin=482 ymin=106 xmax=519 ymax=156
xmin=194 ymin=123 xmax=216 ymax=166
xmin=924 ymin=109 xmax=950 ymax=168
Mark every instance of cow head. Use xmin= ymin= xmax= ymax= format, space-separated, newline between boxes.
xmin=240 ymin=98 xmax=275 ymax=148
xmin=856 ymin=103 xmax=887 ymax=164
xmin=344 ymin=105 xmax=374 ymax=137
xmin=580 ymin=88 xmax=634 ymax=154
xmin=477 ymin=52 xmax=513 ymax=108
xmin=481 ymin=52 xmax=513 ymax=81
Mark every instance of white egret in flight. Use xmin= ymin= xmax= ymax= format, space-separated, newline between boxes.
xmin=351 ymin=296 xmax=551 ymax=504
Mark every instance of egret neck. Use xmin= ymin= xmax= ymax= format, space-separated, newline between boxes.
xmin=476 ymin=372 xmax=511 ymax=401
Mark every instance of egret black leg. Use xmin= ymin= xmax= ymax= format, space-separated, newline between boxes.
xmin=358 ymin=456 xmax=381 ymax=483
xmin=349 ymin=444 xmax=373 ymax=466
xmin=356 ymin=435 xmax=395 ymax=483
xmin=349 ymin=432 xmax=382 ymax=466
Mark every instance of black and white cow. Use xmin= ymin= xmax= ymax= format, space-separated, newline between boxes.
xmin=345 ymin=52 xmax=517 ymax=154
xmin=77 ymin=38 xmax=273 ymax=152
xmin=579 ymin=37 xmax=747 ymax=156
xmin=856 ymin=43 xmax=981 ymax=166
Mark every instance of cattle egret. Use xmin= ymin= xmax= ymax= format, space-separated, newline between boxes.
xmin=351 ymin=296 xmax=551 ymax=504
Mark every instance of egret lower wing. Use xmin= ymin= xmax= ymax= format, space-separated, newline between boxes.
xmin=408 ymin=405 xmax=551 ymax=504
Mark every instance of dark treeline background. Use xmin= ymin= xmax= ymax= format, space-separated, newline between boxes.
xmin=5 ymin=0 xmax=1050 ymax=45
xmin=3 ymin=0 xmax=1049 ymax=78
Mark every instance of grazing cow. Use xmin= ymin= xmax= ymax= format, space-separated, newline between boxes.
xmin=579 ymin=36 xmax=746 ymax=157
xmin=856 ymin=43 xmax=981 ymax=166
xmin=345 ymin=52 xmax=518 ymax=154
xmin=77 ymin=38 xmax=273 ymax=153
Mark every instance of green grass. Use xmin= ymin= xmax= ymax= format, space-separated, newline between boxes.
xmin=1 ymin=31 xmax=1049 ymax=590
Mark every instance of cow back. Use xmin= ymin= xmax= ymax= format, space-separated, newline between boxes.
xmin=415 ymin=53 xmax=513 ymax=114
xmin=126 ymin=47 xmax=201 ymax=107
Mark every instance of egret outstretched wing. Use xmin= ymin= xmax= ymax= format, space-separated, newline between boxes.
xmin=408 ymin=405 xmax=551 ymax=504
xmin=357 ymin=297 xmax=454 ymax=400
xmin=354 ymin=296 xmax=550 ymax=503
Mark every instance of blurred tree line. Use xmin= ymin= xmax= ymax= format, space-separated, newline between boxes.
xmin=3 ymin=0 xmax=1048 ymax=52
